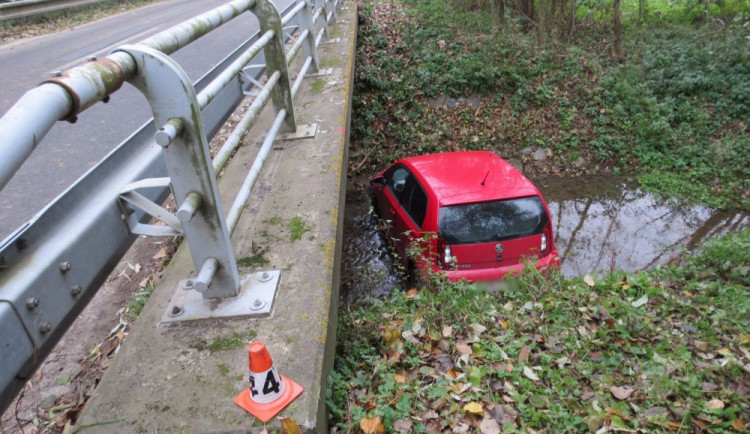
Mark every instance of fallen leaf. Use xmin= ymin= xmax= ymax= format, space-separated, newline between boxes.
xmin=152 ymin=247 xmax=167 ymax=259
xmin=280 ymin=417 xmax=301 ymax=434
xmin=490 ymin=404 xmax=517 ymax=426
xmin=463 ymin=402 xmax=484 ymax=415
xmin=517 ymin=346 xmax=530 ymax=363
xmin=731 ymin=418 xmax=746 ymax=431
xmin=631 ymin=294 xmax=648 ymax=307
xmin=523 ymin=366 xmax=540 ymax=382
xmin=605 ymin=407 xmax=633 ymax=421
xmin=479 ymin=416 xmax=501 ymax=434
xmin=584 ymin=274 xmax=595 ymax=287
xmin=707 ymin=399 xmax=724 ymax=410
xmin=360 ymin=416 xmax=386 ymax=434
xmin=406 ymin=288 xmax=418 ymax=299
xmin=384 ymin=326 xmax=400 ymax=348
xmin=394 ymin=374 xmax=406 ymax=383
xmin=393 ymin=418 xmax=412 ymax=432
xmin=442 ymin=326 xmax=453 ymax=337
xmin=455 ymin=342 xmax=473 ymax=355
xmin=610 ymin=385 xmax=635 ymax=400
xmin=498 ymin=320 xmax=508 ymax=330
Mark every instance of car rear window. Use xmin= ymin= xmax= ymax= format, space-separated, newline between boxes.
xmin=439 ymin=196 xmax=549 ymax=244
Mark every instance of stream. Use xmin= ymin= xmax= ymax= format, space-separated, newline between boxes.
xmin=340 ymin=175 xmax=750 ymax=305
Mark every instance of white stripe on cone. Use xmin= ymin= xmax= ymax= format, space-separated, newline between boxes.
xmin=249 ymin=365 xmax=286 ymax=404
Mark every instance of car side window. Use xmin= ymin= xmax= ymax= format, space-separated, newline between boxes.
xmin=385 ymin=166 xmax=427 ymax=228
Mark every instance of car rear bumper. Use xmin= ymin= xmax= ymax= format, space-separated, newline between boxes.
xmin=436 ymin=251 xmax=561 ymax=282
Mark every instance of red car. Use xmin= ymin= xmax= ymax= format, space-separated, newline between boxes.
xmin=369 ymin=151 xmax=560 ymax=282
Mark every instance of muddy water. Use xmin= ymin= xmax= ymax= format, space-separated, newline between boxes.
xmin=340 ymin=176 xmax=750 ymax=304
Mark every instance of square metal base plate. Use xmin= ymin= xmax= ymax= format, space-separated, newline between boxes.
xmin=161 ymin=270 xmax=280 ymax=323
xmin=277 ymin=123 xmax=317 ymax=141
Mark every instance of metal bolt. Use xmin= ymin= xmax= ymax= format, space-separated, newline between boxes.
xmin=102 ymin=95 xmax=110 ymax=103
xmin=253 ymin=299 xmax=262 ymax=308
xmin=182 ymin=279 xmax=194 ymax=290
xmin=87 ymin=56 xmax=97 ymax=61
xmin=26 ymin=297 xmax=40 ymax=310
xmin=258 ymin=271 xmax=273 ymax=282
xmin=59 ymin=262 xmax=72 ymax=272
xmin=50 ymin=71 xmax=62 ymax=77
xmin=169 ymin=305 xmax=184 ymax=317
xmin=39 ymin=322 xmax=52 ymax=334
xmin=68 ymin=115 xmax=78 ymax=124
xmin=70 ymin=285 xmax=82 ymax=296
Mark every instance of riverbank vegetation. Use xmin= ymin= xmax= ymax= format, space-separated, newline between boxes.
xmin=331 ymin=0 xmax=750 ymax=431
xmin=330 ymin=229 xmax=750 ymax=432
xmin=347 ymin=0 xmax=749 ymax=210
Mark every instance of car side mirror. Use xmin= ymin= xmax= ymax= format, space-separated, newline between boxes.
xmin=371 ymin=176 xmax=385 ymax=186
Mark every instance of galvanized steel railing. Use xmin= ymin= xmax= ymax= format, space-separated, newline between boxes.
xmin=0 ymin=0 xmax=340 ymax=413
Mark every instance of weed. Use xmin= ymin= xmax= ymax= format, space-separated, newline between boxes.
xmin=288 ymin=216 xmax=312 ymax=242
xmin=237 ymin=254 xmax=270 ymax=268
xmin=311 ymin=80 xmax=327 ymax=93
xmin=191 ymin=331 xmax=257 ymax=353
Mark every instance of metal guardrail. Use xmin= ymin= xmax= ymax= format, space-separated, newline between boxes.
xmin=0 ymin=0 xmax=339 ymax=413
xmin=0 ymin=0 xmax=107 ymax=21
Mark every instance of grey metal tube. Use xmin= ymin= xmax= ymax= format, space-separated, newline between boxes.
xmin=0 ymin=84 xmax=71 ymax=190
xmin=281 ymin=0 xmax=305 ymax=26
xmin=197 ymin=30 xmax=275 ymax=109
xmin=140 ymin=0 xmax=257 ymax=55
xmin=213 ymin=71 xmax=281 ymax=174
xmin=286 ymin=28 xmax=310 ymax=64
xmin=292 ymin=56 xmax=313 ymax=98
xmin=0 ymin=0 xmax=257 ymax=192
xmin=315 ymin=27 xmax=325 ymax=46
xmin=226 ymin=109 xmax=287 ymax=235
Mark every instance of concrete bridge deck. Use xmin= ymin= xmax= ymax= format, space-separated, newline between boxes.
xmin=77 ymin=5 xmax=356 ymax=432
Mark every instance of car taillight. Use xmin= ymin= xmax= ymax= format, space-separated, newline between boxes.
xmin=437 ymin=238 xmax=453 ymax=269
xmin=540 ymin=225 xmax=552 ymax=256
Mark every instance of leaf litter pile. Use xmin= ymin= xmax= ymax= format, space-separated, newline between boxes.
xmin=328 ymin=230 xmax=750 ymax=432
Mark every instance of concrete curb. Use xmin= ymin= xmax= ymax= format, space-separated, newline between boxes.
xmin=77 ymin=4 xmax=357 ymax=432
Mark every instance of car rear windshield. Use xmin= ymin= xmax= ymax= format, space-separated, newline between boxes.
xmin=439 ymin=196 xmax=549 ymax=244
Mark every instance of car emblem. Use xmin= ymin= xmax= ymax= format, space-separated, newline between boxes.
xmin=495 ymin=244 xmax=504 ymax=253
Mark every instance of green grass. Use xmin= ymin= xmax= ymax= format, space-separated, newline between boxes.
xmin=287 ymin=216 xmax=312 ymax=242
xmin=329 ymin=229 xmax=750 ymax=432
xmin=191 ymin=331 xmax=257 ymax=353
xmin=237 ymin=254 xmax=270 ymax=268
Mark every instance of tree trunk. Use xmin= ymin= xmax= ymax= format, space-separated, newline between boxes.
xmin=613 ymin=0 xmax=624 ymax=63
xmin=638 ymin=0 xmax=646 ymax=25
xmin=494 ymin=0 xmax=506 ymax=25
xmin=568 ymin=0 xmax=577 ymax=41
xmin=517 ymin=0 xmax=534 ymax=32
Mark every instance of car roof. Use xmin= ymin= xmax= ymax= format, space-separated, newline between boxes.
xmin=400 ymin=151 xmax=540 ymax=206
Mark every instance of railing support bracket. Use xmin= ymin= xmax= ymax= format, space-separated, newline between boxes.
xmin=161 ymin=270 xmax=281 ymax=323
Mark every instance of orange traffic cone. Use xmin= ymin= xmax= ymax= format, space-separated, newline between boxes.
xmin=234 ymin=342 xmax=304 ymax=422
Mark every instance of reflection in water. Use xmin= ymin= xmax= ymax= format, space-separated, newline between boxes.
xmin=535 ymin=176 xmax=750 ymax=277
xmin=341 ymin=176 xmax=750 ymax=303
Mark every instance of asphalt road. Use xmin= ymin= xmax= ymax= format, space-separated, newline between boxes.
xmin=0 ymin=0 xmax=292 ymax=240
